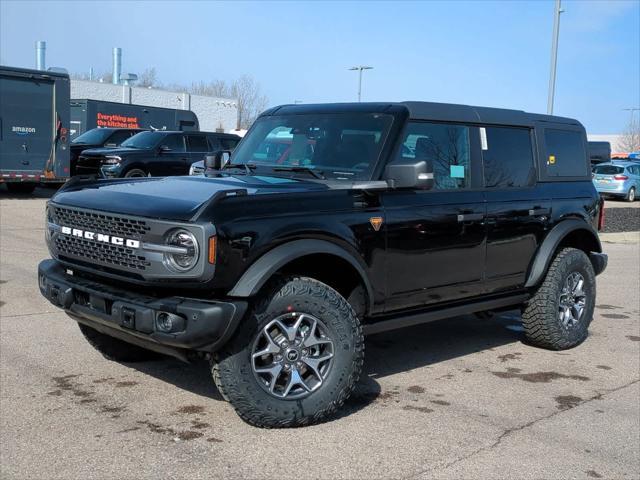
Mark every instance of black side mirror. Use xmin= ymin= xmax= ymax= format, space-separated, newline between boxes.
xmin=159 ymin=145 xmax=172 ymax=153
xmin=205 ymin=150 xmax=231 ymax=170
xmin=383 ymin=159 xmax=434 ymax=189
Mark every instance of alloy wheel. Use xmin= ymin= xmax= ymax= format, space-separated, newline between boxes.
xmin=251 ymin=312 xmax=334 ymax=399
xmin=558 ymin=272 xmax=587 ymax=329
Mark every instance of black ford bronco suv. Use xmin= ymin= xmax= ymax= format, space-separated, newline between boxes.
xmin=38 ymin=102 xmax=607 ymax=428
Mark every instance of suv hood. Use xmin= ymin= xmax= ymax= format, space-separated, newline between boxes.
xmin=52 ymin=175 xmax=330 ymax=221
xmin=78 ymin=147 xmax=147 ymax=157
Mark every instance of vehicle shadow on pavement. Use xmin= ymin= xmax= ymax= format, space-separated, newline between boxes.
xmin=127 ymin=311 xmax=522 ymax=416
xmin=0 ymin=185 xmax=59 ymax=199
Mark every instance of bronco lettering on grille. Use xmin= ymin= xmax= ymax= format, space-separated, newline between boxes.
xmin=60 ymin=226 xmax=140 ymax=249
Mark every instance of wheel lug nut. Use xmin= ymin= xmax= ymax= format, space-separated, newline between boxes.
xmin=296 ymin=362 xmax=302 ymax=368
xmin=302 ymin=349 xmax=308 ymax=355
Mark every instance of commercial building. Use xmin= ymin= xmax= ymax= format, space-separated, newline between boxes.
xmin=71 ymin=80 xmax=238 ymax=133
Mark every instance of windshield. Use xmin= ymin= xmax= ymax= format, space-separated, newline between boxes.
xmin=593 ymin=165 xmax=624 ymax=175
xmin=71 ymin=128 xmax=112 ymax=145
xmin=121 ymin=131 xmax=166 ymax=149
xmin=230 ymin=113 xmax=394 ymax=180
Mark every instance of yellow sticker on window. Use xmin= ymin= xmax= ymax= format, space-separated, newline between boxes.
xmin=548 ymin=155 xmax=556 ymax=165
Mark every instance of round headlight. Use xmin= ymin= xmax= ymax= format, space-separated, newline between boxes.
xmin=164 ymin=229 xmax=199 ymax=272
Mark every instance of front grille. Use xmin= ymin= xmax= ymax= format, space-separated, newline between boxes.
xmin=51 ymin=206 xmax=152 ymax=272
xmin=53 ymin=206 xmax=150 ymax=237
xmin=55 ymin=232 xmax=151 ymax=271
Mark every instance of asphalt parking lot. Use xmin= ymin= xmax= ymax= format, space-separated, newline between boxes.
xmin=1 ymin=188 xmax=639 ymax=480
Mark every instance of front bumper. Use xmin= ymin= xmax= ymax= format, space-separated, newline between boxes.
xmin=38 ymin=259 xmax=246 ymax=358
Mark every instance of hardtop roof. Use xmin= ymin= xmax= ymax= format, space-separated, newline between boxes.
xmin=267 ymin=101 xmax=581 ymax=128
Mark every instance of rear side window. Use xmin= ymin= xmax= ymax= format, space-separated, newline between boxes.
xmin=106 ymin=130 xmax=135 ymax=146
xmin=481 ymin=127 xmax=535 ymax=188
xmin=396 ymin=122 xmax=471 ymax=190
xmin=544 ymin=129 xmax=588 ymax=177
xmin=187 ymin=135 xmax=208 ymax=152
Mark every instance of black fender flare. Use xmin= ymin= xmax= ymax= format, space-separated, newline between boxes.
xmin=227 ymin=239 xmax=374 ymax=312
xmin=524 ymin=219 xmax=602 ymax=288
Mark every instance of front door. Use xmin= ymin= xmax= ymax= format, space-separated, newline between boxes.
xmin=153 ymin=134 xmax=189 ymax=176
xmin=382 ymin=121 xmax=486 ymax=312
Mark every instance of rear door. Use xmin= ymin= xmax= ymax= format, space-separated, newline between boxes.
xmin=481 ymin=126 xmax=549 ymax=293
xmin=0 ymin=75 xmax=54 ymax=175
xmin=186 ymin=134 xmax=212 ymax=169
xmin=382 ymin=121 xmax=486 ymax=311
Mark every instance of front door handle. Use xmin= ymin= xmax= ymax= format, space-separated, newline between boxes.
xmin=457 ymin=213 xmax=484 ymax=222
xmin=529 ymin=208 xmax=550 ymax=216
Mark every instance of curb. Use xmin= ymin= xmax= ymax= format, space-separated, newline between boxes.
xmin=599 ymin=231 xmax=640 ymax=244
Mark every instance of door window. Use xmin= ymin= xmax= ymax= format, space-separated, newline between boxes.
xmin=187 ymin=135 xmax=208 ymax=152
xmin=396 ymin=122 xmax=471 ymax=190
xmin=207 ymin=137 xmax=223 ymax=152
xmin=160 ymin=134 xmax=186 ymax=152
xmin=481 ymin=127 xmax=536 ymax=188
xmin=544 ymin=129 xmax=588 ymax=177
xmin=220 ymin=137 xmax=240 ymax=150
xmin=106 ymin=130 xmax=135 ymax=146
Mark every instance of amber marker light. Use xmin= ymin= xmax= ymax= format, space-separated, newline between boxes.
xmin=208 ymin=236 xmax=217 ymax=264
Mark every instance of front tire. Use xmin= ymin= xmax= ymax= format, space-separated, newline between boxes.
xmin=124 ymin=168 xmax=147 ymax=178
xmin=212 ymin=276 xmax=364 ymax=428
xmin=78 ymin=322 xmax=159 ymax=362
xmin=522 ymin=248 xmax=596 ymax=350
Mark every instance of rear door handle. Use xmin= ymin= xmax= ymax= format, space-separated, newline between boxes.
xmin=457 ymin=213 xmax=484 ymax=222
xmin=529 ymin=208 xmax=550 ymax=216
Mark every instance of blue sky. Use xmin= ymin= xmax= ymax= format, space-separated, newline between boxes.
xmin=1 ymin=0 xmax=638 ymax=133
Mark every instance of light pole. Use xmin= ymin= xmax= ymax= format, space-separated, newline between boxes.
xmin=547 ymin=0 xmax=564 ymax=114
xmin=349 ymin=66 xmax=373 ymax=102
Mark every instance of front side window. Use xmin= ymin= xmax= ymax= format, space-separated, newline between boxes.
xmin=395 ymin=122 xmax=471 ymax=190
xmin=482 ymin=127 xmax=535 ymax=188
xmin=545 ymin=129 xmax=588 ymax=177
xmin=231 ymin=113 xmax=394 ymax=180
xmin=160 ymin=134 xmax=186 ymax=153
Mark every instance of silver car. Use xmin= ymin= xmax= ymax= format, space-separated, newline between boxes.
xmin=592 ymin=161 xmax=640 ymax=202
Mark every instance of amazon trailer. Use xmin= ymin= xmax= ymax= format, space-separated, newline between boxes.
xmin=70 ymin=99 xmax=199 ymax=139
xmin=0 ymin=66 xmax=70 ymax=193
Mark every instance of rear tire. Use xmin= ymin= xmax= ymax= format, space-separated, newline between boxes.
xmin=5 ymin=183 xmax=36 ymax=194
xmin=212 ymin=276 xmax=364 ymax=428
xmin=78 ymin=323 xmax=159 ymax=362
xmin=522 ymin=248 xmax=596 ymax=350
xmin=124 ymin=168 xmax=147 ymax=178
xmin=625 ymin=187 xmax=636 ymax=202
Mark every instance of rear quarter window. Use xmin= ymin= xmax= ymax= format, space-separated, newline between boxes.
xmin=544 ymin=129 xmax=588 ymax=177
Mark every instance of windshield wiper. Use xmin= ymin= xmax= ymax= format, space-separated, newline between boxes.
xmin=222 ymin=162 xmax=257 ymax=175
xmin=272 ymin=166 xmax=325 ymax=180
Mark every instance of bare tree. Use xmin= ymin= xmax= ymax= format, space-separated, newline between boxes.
xmin=619 ymin=114 xmax=640 ymax=152
xmin=138 ymin=67 xmax=158 ymax=88
xmin=189 ymin=79 xmax=229 ymax=97
xmin=70 ymin=70 xmax=111 ymax=82
xmin=230 ymin=75 xmax=268 ymax=129
xmin=184 ymin=75 xmax=268 ymax=129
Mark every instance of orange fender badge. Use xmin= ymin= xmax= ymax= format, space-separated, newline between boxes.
xmin=370 ymin=217 xmax=383 ymax=231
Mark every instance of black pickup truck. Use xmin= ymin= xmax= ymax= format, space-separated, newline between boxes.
xmin=39 ymin=102 xmax=607 ymax=428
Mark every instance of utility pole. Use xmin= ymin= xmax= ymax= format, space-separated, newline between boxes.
xmin=547 ymin=0 xmax=564 ymax=114
xmin=349 ymin=66 xmax=373 ymax=102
